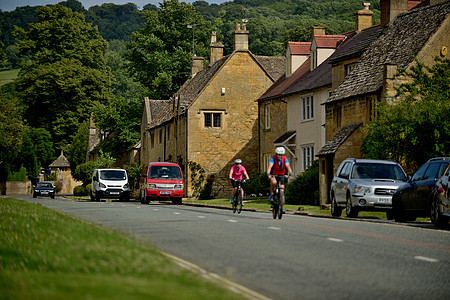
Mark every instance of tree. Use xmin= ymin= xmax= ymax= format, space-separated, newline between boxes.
xmin=65 ymin=120 xmax=89 ymax=172
xmin=0 ymin=86 xmax=25 ymax=181
xmin=73 ymin=150 xmax=116 ymax=183
xmin=362 ymin=57 xmax=450 ymax=171
xmin=124 ymin=0 xmax=212 ymax=99
xmin=19 ymin=127 xmax=54 ymax=178
xmin=13 ymin=5 xmax=113 ymax=150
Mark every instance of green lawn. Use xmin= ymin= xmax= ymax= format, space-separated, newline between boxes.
xmin=0 ymin=69 xmax=19 ymax=86
xmin=0 ymin=198 xmax=244 ymax=300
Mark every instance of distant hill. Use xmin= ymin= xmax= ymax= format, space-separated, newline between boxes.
xmin=1 ymin=0 xmax=380 ymax=57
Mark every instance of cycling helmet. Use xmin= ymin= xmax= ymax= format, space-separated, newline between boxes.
xmin=275 ymin=147 xmax=285 ymax=155
xmin=235 ymin=159 xmax=242 ymax=164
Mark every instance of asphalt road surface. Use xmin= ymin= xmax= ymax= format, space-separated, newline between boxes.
xmin=16 ymin=195 xmax=450 ymax=300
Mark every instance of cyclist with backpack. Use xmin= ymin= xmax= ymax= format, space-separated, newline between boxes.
xmin=267 ymin=147 xmax=293 ymax=204
xmin=229 ymin=159 xmax=250 ymax=205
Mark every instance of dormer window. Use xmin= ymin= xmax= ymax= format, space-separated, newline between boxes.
xmin=345 ymin=63 xmax=357 ymax=76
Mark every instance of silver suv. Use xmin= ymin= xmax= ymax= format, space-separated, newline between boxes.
xmin=331 ymin=159 xmax=408 ymax=219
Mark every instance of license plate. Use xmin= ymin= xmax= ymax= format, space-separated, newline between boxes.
xmin=160 ymin=191 xmax=171 ymax=194
xmin=378 ymin=198 xmax=391 ymax=203
xmin=110 ymin=192 xmax=120 ymax=195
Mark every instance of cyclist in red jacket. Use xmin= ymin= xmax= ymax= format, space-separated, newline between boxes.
xmin=267 ymin=147 xmax=293 ymax=202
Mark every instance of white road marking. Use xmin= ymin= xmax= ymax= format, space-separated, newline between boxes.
xmin=174 ymin=212 xmax=180 ymax=215
xmin=327 ymin=238 xmax=344 ymax=242
xmin=228 ymin=220 xmax=238 ymax=223
xmin=153 ymin=209 xmax=159 ymax=211
xmin=415 ymin=256 xmax=439 ymax=263
xmin=198 ymin=216 xmax=205 ymax=219
xmin=268 ymin=227 xmax=281 ymax=230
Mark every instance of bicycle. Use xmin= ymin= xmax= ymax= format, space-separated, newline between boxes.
xmin=231 ymin=179 xmax=246 ymax=214
xmin=271 ymin=175 xmax=289 ymax=219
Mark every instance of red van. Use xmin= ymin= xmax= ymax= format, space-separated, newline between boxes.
xmin=140 ymin=162 xmax=184 ymax=204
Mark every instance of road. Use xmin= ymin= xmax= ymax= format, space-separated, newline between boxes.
xmin=17 ymin=195 xmax=450 ymax=300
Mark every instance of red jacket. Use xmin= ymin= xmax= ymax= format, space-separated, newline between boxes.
xmin=270 ymin=155 xmax=288 ymax=176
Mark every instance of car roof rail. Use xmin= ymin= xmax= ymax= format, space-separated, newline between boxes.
xmin=427 ymin=157 xmax=450 ymax=162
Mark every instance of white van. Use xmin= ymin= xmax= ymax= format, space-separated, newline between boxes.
xmin=90 ymin=169 xmax=130 ymax=201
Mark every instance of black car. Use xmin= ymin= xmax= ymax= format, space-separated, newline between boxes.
xmin=33 ymin=182 xmax=55 ymax=199
xmin=431 ymin=164 xmax=450 ymax=227
xmin=392 ymin=157 xmax=450 ymax=222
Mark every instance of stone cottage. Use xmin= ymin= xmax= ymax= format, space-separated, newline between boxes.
xmin=141 ymin=24 xmax=285 ymax=198
xmin=317 ymin=0 xmax=450 ymax=205
xmin=49 ymin=151 xmax=81 ymax=194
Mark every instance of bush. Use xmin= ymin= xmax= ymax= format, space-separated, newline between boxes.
xmin=73 ymin=185 xmax=88 ymax=196
xmin=285 ymin=160 xmax=319 ymax=205
xmin=244 ymin=173 xmax=270 ymax=197
xmin=85 ymin=183 xmax=91 ymax=194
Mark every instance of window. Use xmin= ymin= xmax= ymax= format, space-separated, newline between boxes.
xmin=264 ymin=104 xmax=270 ymax=129
xmin=263 ymin=154 xmax=271 ymax=172
xmin=302 ymin=145 xmax=314 ymax=171
xmin=339 ymin=162 xmax=352 ymax=178
xmin=302 ymin=95 xmax=314 ymax=121
xmin=204 ymin=112 xmax=222 ymax=128
xmin=335 ymin=105 xmax=342 ymax=128
xmin=345 ymin=63 xmax=357 ymax=76
xmin=150 ymin=132 xmax=155 ymax=149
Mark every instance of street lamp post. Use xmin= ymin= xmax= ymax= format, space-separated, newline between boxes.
xmin=187 ymin=24 xmax=198 ymax=57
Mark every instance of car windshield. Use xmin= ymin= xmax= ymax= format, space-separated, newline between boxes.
xmin=36 ymin=182 xmax=52 ymax=188
xmin=149 ymin=166 xmax=182 ymax=179
xmin=99 ymin=170 xmax=126 ymax=180
xmin=352 ymin=163 xmax=407 ymax=181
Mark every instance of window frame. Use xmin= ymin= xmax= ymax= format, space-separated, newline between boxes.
xmin=302 ymin=145 xmax=315 ymax=171
xmin=301 ymin=95 xmax=314 ymax=121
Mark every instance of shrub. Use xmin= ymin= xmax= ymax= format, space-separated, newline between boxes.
xmin=245 ymin=173 xmax=270 ymax=197
xmin=73 ymin=185 xmax=88 ymax=196
xmin=285 ymin=160 xmax=319 ymax=205
xmin=85 ymin=183 xmax=91 ymax=194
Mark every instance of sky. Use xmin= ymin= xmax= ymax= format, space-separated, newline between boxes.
xmin=0 ymin=0 xmax=228 ymax=12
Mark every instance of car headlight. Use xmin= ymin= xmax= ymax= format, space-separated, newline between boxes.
xmin=353 ymin=185 xmax=370 ymax=194
xmin=99 ymin=182 xmax=106 ymax=188
xmin=146 ymin=183 xmax=156 ymax=189
xmin=174 ymin=184 xmax=183 ymax=190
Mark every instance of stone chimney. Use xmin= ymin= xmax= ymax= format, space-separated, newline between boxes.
xmin=191 ymin=56 xmax=204 ymax=77
xmin=355 ymin=3 xmax=373 ymax=32
xmin=210 ymin=32 xmax=224 ymax=63
xmin=233 ymin=23 xmax=249 ymax=51
xmin=380 ymin=0 xmax=408 ymax=27
xmin=311 ymin=26 xmax=325 ymax=41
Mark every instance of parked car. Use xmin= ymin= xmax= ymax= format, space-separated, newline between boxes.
xmin=431 ymin=163 xmax=450 ymax=226
xmin=392 ymin=158 xmax=450 ymax=222
xmin=90 ymin=169 xmax=130 ymax=202
xmin=331 ymin=158 xmax=408 ymax=219
xmin=140 ymin=162 xmax=184 ymax=204
xmin=33 ymin=182 xmax=55 ymax=199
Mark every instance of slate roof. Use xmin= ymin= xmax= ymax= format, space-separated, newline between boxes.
xmin=326 ymin=1 xmax=450 ymax=104
xmin=258 ymin=57 xmax=311 ymax=101
xmin=49 ymin=151 xmax=70 ymax=168
xmin=316 ymin=122 xmax=362 ymax=157
xmin=287 ymin=42 xmax=311 ymax=55
xmin=149 ymin=99 xmax=174 ymax=129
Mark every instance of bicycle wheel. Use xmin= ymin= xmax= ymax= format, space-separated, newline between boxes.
xmin=278 ymin=190 xmax=284 ymax=219
xmin=272 ymin=194 xmax=278 ymax=219
xmin=232 ymin=191 xmax=238 ymax=213
xmin=237 ymin=191 xmax=242 ymax=214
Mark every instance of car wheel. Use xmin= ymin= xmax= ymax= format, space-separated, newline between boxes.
xmin=95 ymin=194 xmax=101 ymax=202
xmin=386 ymin=210 xmax=394 ymax=220
xmin=331 ymin=194 xmax=342 ymax=217
xmin=346 ymin=194 xmax=358 ymax=218
xmin=90 ymin=192 xmax=95 ymax=202
xmin=172 ymin=198 xmax=182 ymax=205
xmin=51 ymin=194 xmax=55 ymax=199
xmin=432 ymin=198 xmax=448 ymax=227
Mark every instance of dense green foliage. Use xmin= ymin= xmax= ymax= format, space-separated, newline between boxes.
xmin=285 ymin=160 xmax=319 ymax=205
xmin=14 ymin=5 xmax=112 ymax=150
xmin=362 ymin=57 xmax=450 ymax=172
xmin=124 ymin=0 xmax=213 ymax=99
xmin=19 ymin=127 xmax=55 ymax=178
xmin=244 ymin=172 xmax=270 ymax=197
xmin=72 ymin=150 xmax=116 ymax=184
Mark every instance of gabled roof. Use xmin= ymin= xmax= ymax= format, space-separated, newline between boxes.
xmin=314 ymin=35 xmax=346 ymax=48
xmin=326 ymin=1 xmax=450 ymax=104
xmin=258 ymin=57 xmax=311 ymax=101
xmin=49 ymin=151 xmax=70 ymax=168
xmin=316 ymin=122 xmax=362 ymax=157
xmin=149 ymin=99 xmax=174 ymax=129
xmin=177 ymin=50 xmax=285 ymax=110
xmin=328 ymin=25 xmax=383 ymax=64
xmin=287 ymin=42 xmax=311 ymax=55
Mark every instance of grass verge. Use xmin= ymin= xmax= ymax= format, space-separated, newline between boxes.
xmin=0 ymin=69 xmax=19 ymax=86
xmin=0 ymin=198 xmax=244 ymax=300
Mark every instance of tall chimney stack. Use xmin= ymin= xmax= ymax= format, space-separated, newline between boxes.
xmin=210 ymin=32 xmax=224 ymax=63
xmin=355 ymin=3 xmax=373 ymax=32
xmin=191 ymin=56 xmax=204 ymax=77
xmin=233 ymin=23 xmax=249 ymax=51
xmin=380 ymin=0 xmax=408 ymax=27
